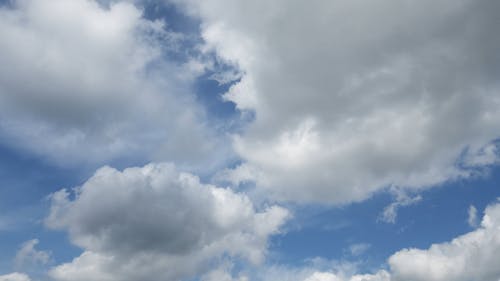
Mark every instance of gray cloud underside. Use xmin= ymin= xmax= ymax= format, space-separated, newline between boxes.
xmin=45 ymin=162 xmax=289 ymax=281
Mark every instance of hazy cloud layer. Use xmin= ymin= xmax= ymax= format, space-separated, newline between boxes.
xmin=46 ymin=163 xmax=289 ymax=281
xmin=176 ymin=0 xmax=500 ymax=204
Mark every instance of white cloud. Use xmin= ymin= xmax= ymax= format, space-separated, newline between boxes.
xmin=303 ymin=201 xmax=500 ymax=281
xmin=389 ymin=201 xmax=500 ymax=281
xmin=45 ymin=162 xmax=289 ymax=281
xmin=304 ymin=272 xmax=344 ymax=281
xmin=0 ymin=0 xmax=226 ymax=169
xmin=14 ymin=239 xmax=51 ymax=269
xmin=175 ymin=0 xmax=500 ymax=204
xmin=201 ymin=264 xmax=249 ymax=281
xmin=467 ymin=205 xmax=479 ymax=228
xmin=200 ymin=257 xmax=389 ymax=281
xmin=0 ymin=273 xmax=31 ymax=281
xmin=211 ymin=262 xmax=390 ymax=281
xmin=379 ymin=189 xmax=422 ymax=224
xmin=203 ymin=201 xmax=500 ymax=281
xmin=463 ymin=143 xmax=499 ymax=167
xmin=303 ymin=271 xmax=390 ymax=281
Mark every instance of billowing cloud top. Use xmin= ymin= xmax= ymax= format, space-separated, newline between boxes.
xmin=179 ymin=0 xmax=500 ymax=203
xmin=45 ymin=163 xmax=289 ymax=281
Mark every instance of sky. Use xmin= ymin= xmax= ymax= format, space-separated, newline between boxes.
xmin=0 ymin=0 xmax=499 ymax=281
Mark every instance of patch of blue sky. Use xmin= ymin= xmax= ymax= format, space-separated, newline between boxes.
xmin=141 ymin=0 xmax=200 ymax=35
xmin=268 ymin=164 xmax=500 ymax=272
xmin=194 ymin=71 xmax=239 ymax=121
xmin=138 ymin=1 xmax=245 ymax=133
xmin=138 ymin=0 xmax=203 ymax=65
xmin=0 ymin=0 xmax=13 ymax=8
xmin=0 ymin=142 xmax=84 ymax=275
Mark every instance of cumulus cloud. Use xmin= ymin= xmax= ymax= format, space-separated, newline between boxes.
xmin=0 ymin=0 xmax=225 ymax=169
xmin=14 ymin=239 xmax=51 ymax=269
xmin=389 ymin=201 xmax=500 ymax=281
xmin=45 ymin=163 xmax=289 ymax=281
xmin=175 ymin=0 xmax=500 ymax=204
xmin=0 ymin=273 xmax=31 ymax=281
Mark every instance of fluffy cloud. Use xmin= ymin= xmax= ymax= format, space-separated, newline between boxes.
xmin=0 ymin=0 xmax=224 ymax=169
xmin=389 ymin=201 xmax=500 ymax=281
xmin=0 ymin=273 xmax=31 ymax=281
xmin=45 ymin=163 xmax=289 ymax=281
xmin=175 ymin=0 xmax=500 ymax=203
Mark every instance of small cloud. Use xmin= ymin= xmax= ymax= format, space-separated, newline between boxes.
xmin=379 ymin=189 xmax=422 ymax=224
xmin=348 ymin=243 xmax=371 ymax=256
xmin=467 ymin=205 xmax=479 ymax=228
xmin=14 ymin=239 xmax=51 ymax=269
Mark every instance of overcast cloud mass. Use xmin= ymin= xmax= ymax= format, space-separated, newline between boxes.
xmin=0 ymin=0 xmax=499 ymax=280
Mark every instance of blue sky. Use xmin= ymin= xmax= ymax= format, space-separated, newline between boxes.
xmin=0 ymin=1 xmax=500 ymax=281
